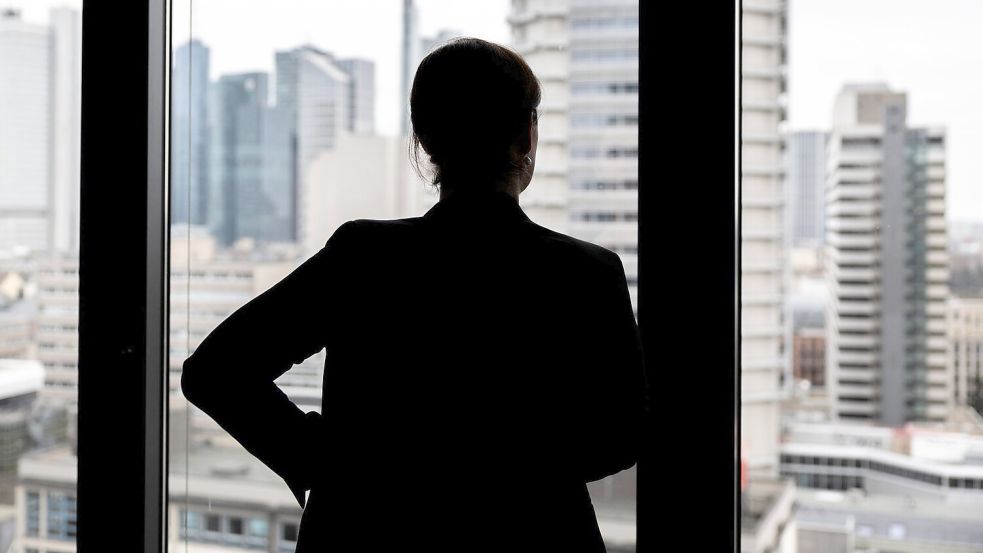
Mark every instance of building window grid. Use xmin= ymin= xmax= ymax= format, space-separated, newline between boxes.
xmin=179 ymin=508 xmax=270 ymax=550
xmin=45 ymin=492 xmax=77 ymax=541
xmin=25 ymin=490 xmax=40 ymax=537
xmin=780 ymin=454 xmax=957 ymax=488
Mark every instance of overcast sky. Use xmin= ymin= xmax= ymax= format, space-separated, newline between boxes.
xmin=21 ymin=1 xmax=983 ymax=222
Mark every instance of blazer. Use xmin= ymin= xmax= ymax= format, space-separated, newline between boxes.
xmin=182 ymin=188 xmax=650 ymax=552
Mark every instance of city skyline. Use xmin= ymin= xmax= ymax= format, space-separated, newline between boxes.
xmin=18 ymin=0 xmax=983 ymax=221
xmin=5 ymin=2 xmax=983 ymax=552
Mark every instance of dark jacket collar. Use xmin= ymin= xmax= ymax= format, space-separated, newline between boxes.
xmin=423 ymin=189 xmax=531 ymax=224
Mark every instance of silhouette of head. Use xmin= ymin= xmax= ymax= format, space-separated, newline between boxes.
xmin=410 ymin=37 xmax=541 ymax=196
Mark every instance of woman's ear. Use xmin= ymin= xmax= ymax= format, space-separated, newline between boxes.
xmin=512 ymin=111 xmax=535 ymax=160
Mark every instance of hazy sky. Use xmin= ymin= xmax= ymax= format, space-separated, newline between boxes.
xmin=20 ymin=1 xmax=983 ymax=222
xmin=788 ymin=0 xmax=983 ymax=223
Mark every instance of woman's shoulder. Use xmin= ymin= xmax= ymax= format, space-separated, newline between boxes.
xmin=327 ymin=216 xmax=427 ymax=245
xmin=527 ymin=222 xmax=622 ymax=271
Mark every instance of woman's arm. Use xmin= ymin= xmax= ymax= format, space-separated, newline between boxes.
xmin=181 ymin=221 xmax=356 ymax=508
xmin=575 ymin=250 xmax=650 ymax=483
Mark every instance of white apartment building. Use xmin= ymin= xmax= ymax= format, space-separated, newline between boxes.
xmin=950 ymin=295 xmax=983 ymax=412
xmin=33 ymin=255 xmax=78 ymax=408
xmin=741 ymin=0 xmax=787 ymax=478
xmin=825 ymin=84 xmax=949 ymax=424
xmin=507 ymin=0 xmax=573 ymax=236
xmin=508 ymin=0 xmax=637 ymax=297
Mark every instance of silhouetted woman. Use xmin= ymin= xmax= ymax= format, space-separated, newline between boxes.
xmin=182 ymin=37 xmax=649 ymax=552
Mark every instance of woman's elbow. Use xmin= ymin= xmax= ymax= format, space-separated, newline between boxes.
xmin=181 ymin=355 xmax=216 ymax=408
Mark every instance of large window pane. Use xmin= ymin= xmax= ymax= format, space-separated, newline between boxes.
xmin=0 ymin=3 xmax=82 ymax=552
xmin=743 ymin=1 xmax=983 ymax=551
xmin=169 ymin=0 xmax=638 ymax=550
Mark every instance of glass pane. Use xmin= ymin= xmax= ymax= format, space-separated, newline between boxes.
xmin=169 ymin=0 xmax=638 ymax=550
xmin=0 ymin=3 xmax=82 ymax=552
xmin=744 ymin=0 xmax=983 ymax=550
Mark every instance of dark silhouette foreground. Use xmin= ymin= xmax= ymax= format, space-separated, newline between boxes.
xmin=183 ymin=190 xmax=648 ymax=551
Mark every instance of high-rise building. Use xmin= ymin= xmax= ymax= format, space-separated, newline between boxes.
xmin=564 ymin=0 xmax=639 ymax=309
xmin=788 ymin=131 xmax=827 ymax=248
xmin=48 ymin=8 xmax=81 ymax=255
xmin=507 ymin=0 xmax=572 ymax=236
xmin=210 ymin=73 xmax=271 ymax=246
xmin=825 ymin=84 xmax=949 ymax=424
xmin=0 ymin=8 xmax=80 ymax=255
xmin=950 ymin=296 xmax=983 ymax=415
xmin=34 ymin=254 xmax=79 ymax=408
xmin=741 ymin=0 xmax=787 ymax=479
xmin=400 ymin=0 xmax=421 ymax=137
xmin=273 ymin=46 xmax=360 ymax=246
xmin=510 ymin=0 xmax=638 ymax=296
xmin=171 ymin=40 xmax=211 ymax=227
xmin=0 ymin=9 xmax=51 ymax=253
xmin=336 ymin=58 xmax=376 ymax=135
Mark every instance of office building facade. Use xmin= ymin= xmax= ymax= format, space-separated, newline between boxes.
xmin=741 ymin=0 xmax=788 ymax=478
xmin=950 ymin=296 xmax=983 ymax=415
xmin=826 ymin=84 xmax=949 ymax=424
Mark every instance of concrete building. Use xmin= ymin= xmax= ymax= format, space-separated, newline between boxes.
xmin=796 ymin=487 xmax=983 ymax=553
xmin=301 ymin=134 xmax=404 ymax=258
xmin=507 ymin=0 xmax=574 ymax=237
xmin=273 ymin=45 xmax=376 ymax=247
xmin=564 ymin=0 xmax=639 ymax=310
xmin=740 ymin=0 xmax=788 ymax=480
xmin=508 ymin=0 xmax=638 ymax=298
xmin=781 ymin=415 xmax=983 ymax=502
xmin=740 ymin=479 xmax=798 ymax=553
xmin=787 ymin=131 xmax=827 ymax=248
xmin=950 ymin=296 xmax=983 ymax=415
xmin=33 ymin=255 xmax=78 ymax=408
xmin=336 ymin=58 xmax=375 ymax=135
xmin=825 ymin=84 xmax=949 ymax=424
xmin=781 ymin=415 xmax=983 ymax=551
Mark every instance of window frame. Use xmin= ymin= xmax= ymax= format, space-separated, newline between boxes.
xmin=77 ymin=0 xmax=169 ymax=550
xmin=638 ymin=1 xmax=739 ymax=550
xmin=77 ymin=0 xmax=740 ymax=550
